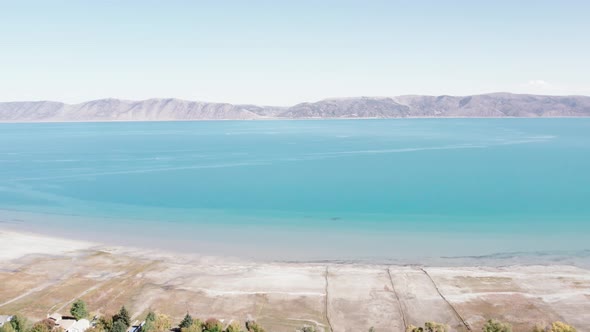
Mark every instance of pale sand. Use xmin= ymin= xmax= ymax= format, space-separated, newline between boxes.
xmin=0 ymin=230 xmax=589 ymax=332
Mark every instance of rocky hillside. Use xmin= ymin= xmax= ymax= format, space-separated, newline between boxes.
xmin=1 ymin=93 xmax=589 ymax=122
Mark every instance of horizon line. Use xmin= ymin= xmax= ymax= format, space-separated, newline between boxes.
xmin=1 ymin=91 xmax=589 ymax=108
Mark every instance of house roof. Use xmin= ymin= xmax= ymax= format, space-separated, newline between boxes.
xmin=58 ymin=319 xmax=77 ymax=330
xmin=67 ymin=319 xmax=90 ymax=332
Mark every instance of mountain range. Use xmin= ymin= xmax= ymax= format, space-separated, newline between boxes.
xmin=1 ymin=93 xmax=589 ymax=122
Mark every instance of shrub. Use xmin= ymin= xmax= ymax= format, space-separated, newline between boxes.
xmin=548 ymin=322 xmax=576 ymax=332
xmin=483 ymin=319 xmax=512 ymax=332
xmin=180 ymin=321 xmax=202 ymax=332
xmin=203 ymin=318 xmax=223 ymax=332
xmin=299 ymin=326 xmax=316 ymax=332
xmin=70 ymin=300 xmax=89 ymax=320
xmin=28 ymin=323 xmax=50 ymax=332
xmin=36 ymin=319 xmax=56 ymax=332
xmin=424 ymin=322 xmax=448 ymax=332
xmin=224 ymin=321 xmax=243 ymax=332
xmin=406 ymin=322 xmax=448 ymax=332
xmin=153 ymin=314 xmax=171 ymax=332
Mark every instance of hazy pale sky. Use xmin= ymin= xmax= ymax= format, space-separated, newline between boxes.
xmin=1 ymin=0 xmax=589 ymax=105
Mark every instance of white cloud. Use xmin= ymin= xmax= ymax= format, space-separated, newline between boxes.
xmin=522 ymin=79 xmax=552 ymax=89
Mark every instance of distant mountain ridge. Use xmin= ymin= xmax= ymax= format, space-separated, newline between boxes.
xmin=1 ymin=93 xmax=590 ymax=122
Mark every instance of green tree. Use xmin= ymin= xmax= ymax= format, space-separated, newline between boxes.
xmin=112 ymin=320 xmax=128 ymax=332
xmin=70 ymin=299 xmax=89 ymax=320
xmin=483 ymin=319 xmax=512 ymax=332
xmin=113 ymin=306 xmax=131 ymax=328
xmin=141 ymin=311 xmax=157 ymax=332
xmin=97 ymin=316 xmax=113 ymax=332
xmin=9 ymin=315 xmax=28 ymax=332
xmin=549 ymin=322 xmax=576 ymax=332
xmin=179 ymin=314 xmax=193 ymax=329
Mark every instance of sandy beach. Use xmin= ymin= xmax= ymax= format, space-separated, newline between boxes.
xmin=0 ymin=230 xmax=588 ymax=332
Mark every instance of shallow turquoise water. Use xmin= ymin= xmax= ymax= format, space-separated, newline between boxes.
xmin=1 ymin=119 xmax=589 ymax=262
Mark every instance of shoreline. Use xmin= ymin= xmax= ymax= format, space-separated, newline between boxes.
xmin=1 ymin=230 xmax=589 ymax=331
xmin=2 ymin=223 xmax=590 ymax=268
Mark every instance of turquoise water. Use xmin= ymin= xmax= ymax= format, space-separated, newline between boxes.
xmin=1 ymin=119 xmax=589 ymax=262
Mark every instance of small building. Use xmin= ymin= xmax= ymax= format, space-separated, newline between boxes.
xmin=45 ymin=313 xmax=89 ymax=332
xmin=0 ymin=315 xmax=13 ymax=327
xmin=58 ymin=319 xmax=77 ymax=331
xmin=68 ymin=319 xmax=90 ymax=332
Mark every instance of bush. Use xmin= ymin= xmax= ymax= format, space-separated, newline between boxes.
xmin=298 ymin=326 xmax=316 ymax=332
xmin=35 ymin=319 xmax=56 ymax=332
xmin=483 ymin=319 xmax=512 ymax=332
xmin=28 ymin=323 xmax=50 ymax=332
xmin=424 ymin=322 xmax=448 ymax=332
xmin=549 ymin=322 xmax=576 ymax=332
xmin=70 ymin=299 xmax=89 ymax=320
xmin=180 ymin=321 xmax=202 ymax=332
xmin=406 ymin=325 xmax=422 ymax=332
xmin=203 ymin=318 xmax=223 ymax=332
xmin=406 ymin=322 xmax=448 ymax=332
xmin=224 ymin=321 xmax=243 ymax=332
xmin=153 ymin=314 xmax=171 ymax=332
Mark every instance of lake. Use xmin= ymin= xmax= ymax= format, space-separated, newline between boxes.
xmin=1 ymin=119 xmax=589 ymax=263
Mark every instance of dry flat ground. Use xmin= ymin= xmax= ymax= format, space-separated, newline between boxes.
xmin=0 ymin=231 xmax=589 ymax=332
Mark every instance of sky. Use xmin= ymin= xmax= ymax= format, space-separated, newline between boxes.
xmin=1 ymin=0 xmax=589 ymax=105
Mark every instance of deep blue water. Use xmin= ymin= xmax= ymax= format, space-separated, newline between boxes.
xmin=1 ymin=119 xmax=589 ymax=262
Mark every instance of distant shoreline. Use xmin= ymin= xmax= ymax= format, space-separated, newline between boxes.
xmin=2 ymin=115 xmax=590 ymax=124
xmin=2 ymin=93 xmax=590 ymax=122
